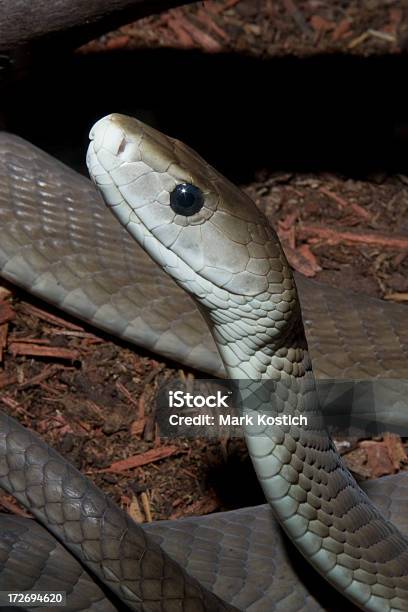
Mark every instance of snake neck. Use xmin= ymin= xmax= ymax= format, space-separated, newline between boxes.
xmin=198 ymin=281 xmax=312 ymax=384
xmin=200 ymin=285 xmax=408 ymax=611
xmin=205 ymin=290 xmax=325 ymax=436
xmin=196 ymin=275 xmax=323 ymax=423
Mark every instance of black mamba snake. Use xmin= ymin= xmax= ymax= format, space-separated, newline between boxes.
xmin=0 ymin=114 xmax=407 ymax=612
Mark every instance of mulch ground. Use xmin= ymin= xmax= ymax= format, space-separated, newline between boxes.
xmin=80 ymin=0 xmax=408 ymax=57
xmin=1 ymin=0 xmax=408 ymax=524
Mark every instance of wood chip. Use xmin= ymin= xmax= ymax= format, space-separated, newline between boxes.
xmin=382 ymin=433 xmax=408 ymax=470
xmin=278 ymin=212 xmax=298 ymax=249
xmin=297 ymin=244 xmax=322 ymax=274
xmin=0 ymin=372 xmax=18 ymax=389
xmin=196 ymin=8 xmax=230 ymax=41
xmin=359 ymin=433 xmax=408 ymax=478
xmin=0 ymin=323 xmax=8 ymax=363
xmin=44 ymin=328 xmax=102 ymax=341
xmin=116 ymin=381 xmax=139 ymax=409
xmin=358 ymin=440 xmax=395 ymax=478
xmin=166 ymin=14 xmax=195 ymax=47
xmin=0 ymin=287 xmax=12 ymax=300
xmin=105 ymin=35 xmax=130 ymax=50
xmin=331 ymin=19 xmax=351 ymax=42
xmin=310 ymin=15 xmax=334 ymax=33
xmin=348 ymin=31 xmax=370 ymax=49
xmin=128 ymin=495 xmax=144 ymax=523
xmin=281 ymin=243 xmax=321 ymax=277
xmin=319 ymin=186 xmax=371 ymax=220
xmin=0 ymin=394 xmax=35 ymax=417
xmin=0 ymin=300 xmax=15 ymax=325
xmin=130 ymin=418 xmax=146 ymax=437
xmin=346 ymin=434 xmax=408 ymax=479
xmin=141 ymin=491 xmax=152 ymax=522
xmin=343 ymin=446 xmax=373 ymax=479
xmin=19 ymin=303 xmax=84 ymax=331
xmin=100 ymin=445 xmax=180 ymax=473
xmin=179 ymin=15 xmax=223 ymax=51
xmin=385 ymin=292 xmax=408 ymax=303
xmin=18 ymin=364 xmax=66 ymax=389
xmin=368 ymin=29 xmax=396 ymax=43
xmin=8 ymin=337 xmax=52 ymax=345
xmin=298 ymin=225 xmax=408 ymax=250
xmin=0 ymin=495 xmax=32 ymax=518
xmin=8 ymin=342 xmax=79 ymax=361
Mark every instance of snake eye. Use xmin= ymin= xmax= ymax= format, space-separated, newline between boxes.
xmin=170 ymin=183 xmax=204 ymax=216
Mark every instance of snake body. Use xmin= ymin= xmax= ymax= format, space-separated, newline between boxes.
xmin=1 ymin=133 xmax=408 ymax=433
xmin=0 ymin=117 xmax=407 ymax=611
xmin=85 ymin=113 xmax=408 ymax=610
xmin=0 ymin=411 xmax=233 ymax=612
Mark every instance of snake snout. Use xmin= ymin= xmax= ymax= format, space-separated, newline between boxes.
xmin=88 ymin=114 xmax=131 ymax=162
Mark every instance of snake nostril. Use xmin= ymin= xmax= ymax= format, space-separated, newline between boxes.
xmin=118 ymin=138 xmax=127 ymax=155
xmin=170 ymin=183 xmax=204 ymax=217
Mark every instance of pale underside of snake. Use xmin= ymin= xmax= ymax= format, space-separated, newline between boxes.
xmin=0 ymin=115 xmax=407 ymax=612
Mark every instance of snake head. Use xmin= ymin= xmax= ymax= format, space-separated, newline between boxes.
xmin=87 ymin=114 xmax=297 ymax=348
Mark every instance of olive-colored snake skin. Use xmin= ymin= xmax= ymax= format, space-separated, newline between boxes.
xmin=0 ymin=117 xmax=407 ymax=611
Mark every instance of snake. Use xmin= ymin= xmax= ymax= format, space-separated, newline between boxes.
xmin=0 ymin=114 xmax=407 ymax=611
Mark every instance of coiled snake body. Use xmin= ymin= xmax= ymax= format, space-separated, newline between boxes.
xmin=0 ymin=115 xmax=407 ymax=611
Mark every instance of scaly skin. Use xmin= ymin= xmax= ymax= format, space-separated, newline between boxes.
xmin=0 ymin=411 xmax=236 ymax=612
xmin=1 ymin=132 xmax=408 ymax=430
xmin=86 ymin=113 xmax=408 ymax=611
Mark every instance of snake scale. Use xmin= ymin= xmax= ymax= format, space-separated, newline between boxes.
xmin=0 ymin=112 xmax=407 ymax=612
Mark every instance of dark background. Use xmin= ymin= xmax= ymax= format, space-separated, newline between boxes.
xmin=2 ymin=49 xmax=408 ymax=181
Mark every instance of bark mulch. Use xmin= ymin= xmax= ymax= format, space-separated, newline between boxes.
xmin=80 ymin=1 xmax=408 ymax=58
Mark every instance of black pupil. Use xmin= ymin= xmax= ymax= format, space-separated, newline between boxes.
xmin=170 ymin=183 xmax=204 ymax=216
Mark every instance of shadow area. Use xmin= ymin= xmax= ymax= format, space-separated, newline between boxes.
xmin=281 ymin=532 xmax=361 ymax=612
xmin=2 ymin=48 xmax=408 ymax=180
